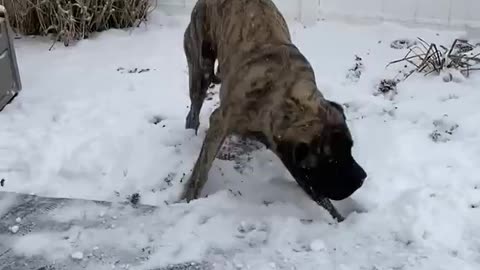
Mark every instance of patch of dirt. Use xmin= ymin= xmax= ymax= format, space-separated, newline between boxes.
xmin=346 ymin=55 xmax=364 ymax=82
xmin=374 ymin=79 xmax=400 ymax=100
xmin=163 ymin=172 xmax=176 ymax=187
xmin=378 ymin=79 xmax=398 ymax=94
xmin=126 ymin=193 xmax=140 ymax=206
xmin=149 ymin=115 xmax=164 ymax=125
xmin=390 ymin=39 xmax=417 ymax=50
xmin=116 ymin=67 xmax=152 ymax=74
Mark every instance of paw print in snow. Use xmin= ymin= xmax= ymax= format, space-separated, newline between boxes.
xmin=235 ymin=221 xmax=269 ymax=248
xmin=429 ymin=116 xmax=459 ymax=143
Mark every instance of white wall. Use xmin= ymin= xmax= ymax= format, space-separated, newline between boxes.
xmin=155 ymin=0 xmax=480 ymax=29
xmin=318 ymin=0 xmax=480 ymax=28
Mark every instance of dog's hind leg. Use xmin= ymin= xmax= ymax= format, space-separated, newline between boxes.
xmin=185 ymin=61 xmax=207 ymax=134
xmin=182 ymin=108 xmax=228 ymax=201
xmin=184 ymin=11 xmax=218 ymax=134
xmin=184 ymin=24 xmax=205 ymax=133
xmin=185 ymin=46 xmax=218 ymax=134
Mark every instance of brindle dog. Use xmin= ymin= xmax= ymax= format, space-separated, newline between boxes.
xmin=181 ymin=0 xmax=367 ymax=222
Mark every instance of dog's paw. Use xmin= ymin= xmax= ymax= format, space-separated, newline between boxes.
xmin=181 ymin=187 xmax=199 ymax=203
xmin=185 ymin=111 xmax=200 ymax=133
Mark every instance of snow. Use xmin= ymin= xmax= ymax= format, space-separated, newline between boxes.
xmin=71 ymin=251 xmax=84 ymax=260
xmin=12 ymin=232 xmax=73 ymax=261
xmin=9 ymin=225 xmax=19 ymax=233
xmin=309 ymin=239 xmax=327 ymax=252
xmin=1 ymin=8 xmax=480 ymax=270
xmin=0 ymin=192 xmax=19 ymax=217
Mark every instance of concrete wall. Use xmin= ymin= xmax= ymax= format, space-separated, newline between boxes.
xmin=155 ymin=0 xmax=480 ymax=28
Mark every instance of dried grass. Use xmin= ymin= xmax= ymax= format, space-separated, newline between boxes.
xmin=387 ymin=38 xmax=480 ymax=81
xmin=1 ymin=0 xmax=155 ymax=46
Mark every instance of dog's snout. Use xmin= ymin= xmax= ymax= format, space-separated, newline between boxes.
xmin=352 ymin=159 xmax=367 ymax=180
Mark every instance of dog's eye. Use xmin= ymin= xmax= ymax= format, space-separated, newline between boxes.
xmin=328 ymin=158 xmax=338 ymax=165
xmin=300 ymin=154 xmax=318 ymax=169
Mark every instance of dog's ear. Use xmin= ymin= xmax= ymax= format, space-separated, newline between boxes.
xmin=328 ymin=101 xmax=346 ymax=120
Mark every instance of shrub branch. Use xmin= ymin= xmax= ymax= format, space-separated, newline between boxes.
xmin=1 ymin=0 xmax=154 ymax=46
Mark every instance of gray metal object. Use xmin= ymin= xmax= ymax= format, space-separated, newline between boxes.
xmin=0 ymin=5 xmax=22 ymax=111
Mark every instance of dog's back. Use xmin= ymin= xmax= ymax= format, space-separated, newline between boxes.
xmin=186 ymin=0 xmax=326 ymax=135
xmin=196 ymin=0 xmax=322 ymax=134
xmin=205 ymin=0 xmax=291 ymax=58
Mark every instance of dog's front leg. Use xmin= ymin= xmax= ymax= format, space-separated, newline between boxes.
xmin=315 ymin=197 xmax=345 ymax=222
xmin=293 ymin=179 xmax=346 ymax=222
xmin=182 ymin=108 xmax=228 ymax=201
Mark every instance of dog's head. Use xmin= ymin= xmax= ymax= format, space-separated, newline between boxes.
xmin=274 ymin=100 xmax=367 ymax=201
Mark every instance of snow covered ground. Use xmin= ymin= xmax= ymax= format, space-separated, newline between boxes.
xmin=1 ymin=8 xmax=480 ymax=270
